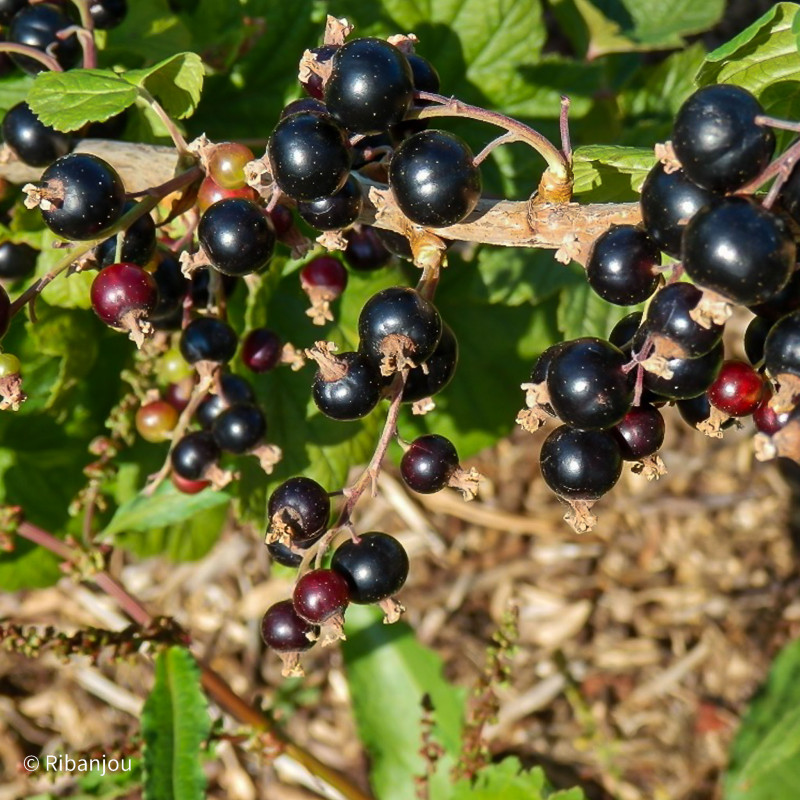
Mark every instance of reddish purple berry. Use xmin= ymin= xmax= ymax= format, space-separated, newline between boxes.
xmin=242 ymin=328 xmax=282 ymax=373
xmin=708 ymin=360 xmax=764 ymax=417
xmin=90 ymin=263 xmax=157 ymax=328
xmin=261 ymin=599 xmax=318 ymax=652
xmin=293 ymin=569 xmax=350 ymax=624
xmin=612 ymin=405 xmax=665 ymax=461
xmin=300 ymin=256 xmax=348 ymax=300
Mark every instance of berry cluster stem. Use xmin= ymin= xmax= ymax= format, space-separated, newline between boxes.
xmin=0 ymin=42 xmax=62 ymax=72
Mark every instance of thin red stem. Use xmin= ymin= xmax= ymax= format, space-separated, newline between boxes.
xmin=0 ymin=42 xmax=62 ymax=71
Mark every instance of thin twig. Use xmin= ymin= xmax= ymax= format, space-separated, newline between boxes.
xmin=136 ymin=87 xmax=190 ymax=155
xmin=0 ymin=43 xmax=62 ymax=72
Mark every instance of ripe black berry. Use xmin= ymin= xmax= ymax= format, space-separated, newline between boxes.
xmin=85 ymin=109 xmax=130 ymax=140
xmin=179 ymin=317 xmax=238 ymax=364
xmin=0 ymin=241 xmax=37 ymax=280
xmin=268 ymin=476 xmax=330 ymax=544
xmin=198 ymin=198 xmax=275 ymax=276
xmin=708 ymin=360 xmax=764 ymax=417
xmin=97 ymin=202 xmax=157 ymax=268
xmin=358 ymin=286 xmax=442 ymax=370
xmin=39 ymin=154 xmax=126 ymax=241
xmin=190 ymin=268 xmax=238 ymax=308
xmin=344 ymin=226 xmax=392 ymax=271
xmin=672 ymin=84 xmax=775 ymax=193
xmin=744 ymin=315 xmax=771 ymax=368
xmin=90 ymin=263 xmax=157 ymax=329
xmin=400 ymin=434 xmax=459 ymax=494
xmin=539 ymin=425 xmax=623 ymax=500
xmin=612 ymin=405 xmax=665 ymax=461
xmin=401 ymin=322 xmax=458 ymax=403
xmin=682 ymin=197 xmax=795 ymax=306
xmin=608 ymin=312 xmax=643 ymax=353
xmin=642 ymin=341 xmax=724 ymax=400
xmin=9 ymin=3 xmax=81 ymax=74
xmin=0 ymin=0 xmax=26 ymax=25
xmin=297 ymin=175 xmax=363 ymax=231
xmin=527 ymin=342 xmax=568 ymax=417
xmin=764 ymin=310 xmax=800 ymax=378
xmin=586 ymin=225 xmax=661 ymax=305
xmin=148 ymin=254 xmax=188 ymax=323
xmin=325 ymin=38 xmax=414 ymax=134
xmin=242 ymin=328 xmax=282 ymax=373
xmin=2 ymin=102 xmax=72 ymax=168
xmin=170 ymin=431 xmax=220 ymax=480
xmin=546 ymin=338 xmax=633 ymax=430
xmin=749 ymin=269 xmax=800 ymax=323
xmin=260 ymin=600 xmax=317 ymax=652
xmin=331 ymin=532 xmax=409 ymax=604
xmin=779 ymin=162 xmax=800 ymax=225
xmin=280 ymin=97 xmax=329 ymax=119
xmin=293 ymin=569 xmax=350 ymax=624
xmin=268 ymin=112 xmax=351 ymax=201
xmin=89 ymin=0 xmax=127 ymax=29
xmin=267 ymin=541 xmax=308 ymax=569
xmin=312 ymin=351 xmax=382 ymax=420
xmin=196 ymin=373 xmax=256 ymax=429
xmin=639 ymin=164 xmax=718 ymax=259
xmin=389 ymin=130 xmax=482 ymax=227
xmin=211 ymin=403 xmax=266 ymax=454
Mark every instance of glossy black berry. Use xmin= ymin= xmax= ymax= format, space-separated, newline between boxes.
xmin=1 ymin=102 xmax=72 ymax=167
xmin=642 ymin=282 xmax=723 ymax=358
xmin=407 ymin=53 xmax=440 ymax=94
xmin=0 ymin=241 xmax=37 ymax=280
xmin=260 ymin=600 xmax=317 ymax=652
xmin=744 ymin=315 xmax=771 ymax=368
xmin=312 ymin=351 xmax=382 ymax=420
xmin=642 ymin=341 xmax=724 ymax=400
xmin=527 ymin=342 xmax=568 ymax=416
xmin=211 ymin=403 xmax=266 ymax=454
xmin=196 ymin=373 xmax=256 ymax=429
xmin=268 ymin=112 xmax=351 ymax=201
xmin=293 ymin=569 xmax=350 ymax=624
xmin=749 ymin=269 xmax=800 ymax=323
xmin=344 ymin=226 xmax=392 ymax=271
xmin=546 ymin=338 xmax=633 ymax=430
xmin=148 ymin=254 xmax=188 ymax=323
xmin=389 ymin=130 xmax=482 ymax=227
xmin=280 ymin=97 xmax=329 ymax=119
xmin=400 ymin=434 xmax=459 ymax=494
xmin=764 ymin=310 xmax=800 ymax=378
xmin=170 ymin=431 xmax=220 ymax=480
xmin=375 ymin=228 xmax=414 ymax=260
xmin=639 ymin=164 xmax=718 ymax=259
xmin=540 ymin=426 xmax=622 ymax=500
xmin=0 ymin=284 xmax=10 ymax=339
xmin=586 ymin=225 xmax=661 ymax=305
xmin=90 ymin=263 xmax=157 ymax=328
xmin=39 ymin=154 xmax=126 ymax=241
xmin=672 ymin=84 xmax=775 ymax=193
xmin=401 ymin=322 xmax=458 ymax=403
xmin=0 ymin=0 xmax=26 ymax=25
xmin=190 ymin=268 xmax=238 ymax=308
xmin=682 ymin=197 xmax=795 ymax=306
xmin=198 ymin=198 xmax=275 ymax=277
xmin=268 ymin=477 xmax=331 ymax=544
xmin=267 ymin=540 xmax=310 ymax=569
xmin=297 ymin=175 xmax=363 ymax=231
xmin=676 ymin=392 xmax=733 ymax=430
xmin=96 ymin=202 xmax=157 ymax=268
xmin=180 ymin=316 xmax=238 ymax=364
xmin=9 ymin=3 xmax=81 ymax=73
xmin=89 ymin=0 xmax=127 ymax=29
xmin=242 ymin=328 xmax=282 ymax=373
xmin=331 ymin=532 xmax=409 ymax=604
xmin=608 ymin=312 xmax=643 ymax=353
xmin=612 ymin=405 xmax=665 ymax=461
xmin=325 ymin=38 xmax=414 ymax=134
xmin=358 ymin=286 xmax=442 ymax=368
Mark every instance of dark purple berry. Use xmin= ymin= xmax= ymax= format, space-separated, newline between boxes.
xmin=613 ymin=405 xmax=665 ymax=460
xmin=171 ymin=431 xmax=220 ymax=480
xmin=180 ymin=316 xmax=238 ymax=364
xmin=754 ymin=389 xmax=790 ymax=435
xmin=1 ymin=102 xmax=72 ymax=167
xmin=242 ymin=328 xmax=282 ymax=373
xmin=344 ymin=226 xmax=392 ymax=271
xmin=268 ymin=477 xmax=331 ymax=544
xmin=300 ymin=45 xmax=337 ymax=100
xmin=331 ymin=532 xmax=409 ymax=604
xmin=400 ymin=434 xmax=459 ymax=493
xmin=300 ymin=256 xmax=348 ymax=300
xmin=293 ymin=569 xmax=350 ymax=624
xmin=260 ymin=600 xmax=317 ymax=652
xmin=196 ymin=373 xmax=256 ymax=429
xmin=90 ymin=263 xmax=157 ymax=328
xmin=9 ymin=3 xmax=81 ymax=74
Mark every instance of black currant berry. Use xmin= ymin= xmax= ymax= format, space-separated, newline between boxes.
xmin=612 ymin=405 xmax=665 ymax=461
xmin=1 ymin=102 xmax=72 ymax=168
xmin=407 ymin=53 xmax=440 ymax=95
xmin=546 ymin=338 xmax=633 ymax=430
xmin=90 ymin=263 xmax=157 ymax=329
xmin=754 ymin=389 xmax=791 ymax=435
xmin=540 ymin=426 xmax=622 ymax=500
xmin=641 ymin=282 xmax=723 ymax=358
xmin=358 ymin=286 xmax=442 ymax=369
xmin=260 ymin=600 xmax=317 ymax=652
xmin=38 ymin=154 xmax=126 ymax=241
xmin=527 ymin=342 xmax=568 ymax=416
xmin=672 ymin=84 xmax=775 ymax=193
xmin=268 ymin=476 xmax=330 ymax=544
xmin=312 ymin=351 xmax=382 ymax=420
xmin=389 ymin=130 xmax=482 ymax=227
xmin=744 ymin=315 xmax=771 ymax=368
xmin=170 ymin=431 xmax=220 ymax=480
xmin=267 ymin=541 xmax=309 ymax=569
xmin=196 ymin=373 xmax=256 ymax=429
xmin=375 ymin=229 xmax=414 ymax=260
xmin=148 ymin=254 xmax=188 ymax=323
xmin=89 ymin=0 xmax=127 ymax=29
xmin=682 ymin=197 xmax=795 ymax=306
xmin=268 ymin=112 xmax=351 ymax=201
xmin=211 ymin=403 xmax=266 ymax=454
xmin=280 ymin=97 xmax=329 ymax=119
xmin=180 ymin=316 xmax=238 ymax=364
xmin=639 ymin=164 xmax=718 ymax=259
xmin=0 ymin=284 xmax=10 ymax=339
xmin=586 ymin=225 xmax=661 ymax=305
xmin=293 ymin=569 xmax=350 ymax=624
xmin=344 ymin=226 xmax=392 ymax=271
xmin=190 ymin=268 xmax=238 ymax=308
xmin=242 ymin=328 xmax=282 ymax=373
xmin=297 ymin=175 xmax=363 ymax=231
xmin=608 ymin=312 xmax=643 ymax=353
xmin=642 ymin=341 xmax=724 ymax=400
xmin=324 ymin=38 xmax=414 ymax=134
xmin=198 ymin=198 xmax=275 ymax=276
xmin=0 ymin=241 xmax=37 ymax=280
xmin=764 ymin=310 xmax=800 ymax=378
xmin=401 ymin=322 xmax=458 ymax=403
xmin=96 ymin=202 xmax=157 ymax=268
xmin=331 ymin=532 xmax=409 ymax=604
xmin=676 ymin=393 xmax=730 ymax=430
xmin=0 ymin=0 xmax=26 ymax=25
xmin=9 ymin=3 xmax=81 ymax=74
xmin=400 ymin=434 xmax=459 ymax=494
xmin=749 ymin=269 xmax=800 ymax=323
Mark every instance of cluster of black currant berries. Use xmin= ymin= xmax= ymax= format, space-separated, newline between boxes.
xmin=519 ymin=83 xmax=800 ymax=531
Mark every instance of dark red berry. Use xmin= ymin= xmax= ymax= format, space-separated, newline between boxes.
xmin=708 ymin=360 xmax=764 ymax=417
xmin=754 ymin=389 xmax=791 ymax=435
xmin=293 ymin=569 xmax=350 ymax=624
xmin=300 ymin=45 xmax=337 ymax=100
xmin=90 ymin=263 xmax=157 ymax=328
xmin=300 ymin=256 xmax=348 ymax=300
xmin=171 ymin=472 xmax=210 ymax=495
xmin=400 ymin=434 xmax=459 ymax=493
xmin=331 ymin=532 xmax=409 ymax=604
xmin=260 ymin=600 xmax=317 ymax=652
xmin=612 ymin=405 xmax=665 ymax=461
xmin=268 ymin=476 xmax=331 ymax=544
xmin=242 ymin=328 xmax=282 ymax=373
xmin=196 ymin=175 xmax=258 ymax=214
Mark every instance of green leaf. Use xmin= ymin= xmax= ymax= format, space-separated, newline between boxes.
xmin=558 ymin=270 xmax=640 ymax=340
xmin=696 ymin=3 xmax=800 ymax=125
xmin=103 ymin=0 xmax=193 ymax=65
xmin=452 ymin=758 xmax=586 ymax=799
xmin=724 ymin=638 xmax=800 ymax=799
xmin=342 ymin=605 xmax=466 ymax=800
xmin=27 ymin=70 xmax=138 ymax=132
xmin=142 ymin=647 xmax=210 ymax=800
xmin=572 ymin=144 xmax=655 ymax=201
xmin=35 ymin=232 xmax=94 ymax=309
xmin=126 ymin=52 xmax=205 ymax=119
xmin=0 ymin=73 xmax=34 ymax=116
